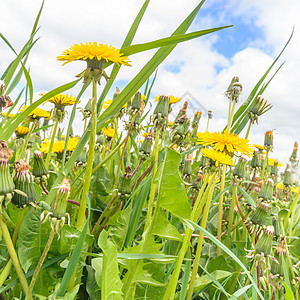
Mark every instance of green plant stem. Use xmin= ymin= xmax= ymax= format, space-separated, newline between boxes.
xmin=0 ymin=259 xmax=12 ymax=288
xmin=45 ymin=118 xmax=59 ymax=168
xmin=283 ymin=188 xmax=300 ymax=230
xmin=0 ymin=214 xmax=32 ymax=299
xmin=113 ymin=120 xmax=134 ymax=190
xmin=186 ymin=175 xmax=217 ymax=299
xmin=144 ymin=127 xmax=160 ymax=232
xmin=91 ymin=194 xmax=118 ymax=235
xmin=76 ymin=81 xmax=97 ymax=231
xmin=227 ymin=101 xmax=237 ymax=132
xmin=163 ymin=175 xmax=211 ymax=300
xmin=28 ymin=228 xmax=55 ymax=294
xmin=245 ymin=121 xmax=252 ymax=139
xmin=227 ymin=184 xmax=238 ymax=246
xmin=2 ymin=210 xmax=15 ymax=230
xmin=217 ymin=165 xmax=226 ymax=256
xmin=260 ymin=150 xmax=269 ymax=180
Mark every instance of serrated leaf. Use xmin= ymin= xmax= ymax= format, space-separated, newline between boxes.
xmin=156 ymin=147 xmax=191 ymax=219
xmin=98 ymin=230 xmax=123 ymax=299
xmin=152 ymin=207 xmax=183 ymax=241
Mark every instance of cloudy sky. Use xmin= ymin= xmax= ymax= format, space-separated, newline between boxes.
xmin=1 ymin=0 xmax=300 ymax=168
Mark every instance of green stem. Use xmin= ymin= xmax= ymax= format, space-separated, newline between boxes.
xmin=28 ymin=228 xmax=55 ymax=294
xmin=227 ymin=184 xmax=237 ymax=246
xmin=245 ymin=121 xmax=252 ymax=139
xmin=76 ymin=81 xmax=97 ymax=231
xmin=217 ymin=165 xmax=226 ymax=256
xmin=163 ymin=175 xmax=211 ymax=300
xmin=0 ymin=214 xmax=32 ymax=299
xmin=186 ymin=175 xmax=217 ymax=299
xmin=261 ymin=150 xmax=269 ymax=180
xmin=227 ymin=101 xmax=236 ymax=132
xmin=45 ymin=118 xmax=59 ymax=168
xmin=144 ymin=127 xmax=160 ymax=232
xmin=113 ymin=120 xmax=134 ymax=190
xmin=283 ymin=188 xmax=300 ymax=230
xmin=0 ymin=259 xmax=12 ymax=288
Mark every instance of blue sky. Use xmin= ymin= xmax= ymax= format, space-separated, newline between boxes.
xmin=1 ymin=0 xmax=300 ymax=170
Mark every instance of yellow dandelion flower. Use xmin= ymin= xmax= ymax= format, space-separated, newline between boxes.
xmin=155 ymin=95 xmax=181 ymax=104
xmin=57 ymin=42 xmax=131 ymax=66
xmin=103 ymin=99 xmax=126 ymax=110
xmin=39 ymin=137 xmax=79 ymax=154
xmin=15 ymin=126 xmax=30 ymax=136
xmin=141 ymin=132 xmax=150 ymax=138
xmin=201 ymin=148 xmax=234 ymax=166
xmin=253 ymin=144 xmax=265 ymax=150
xmin=20 ymin=106 xmax=51 ymax=120
xmin=168 ymin=121 xmax=174 ymax=127
xmin=2 ymin=112 xmax=15 ymax=118
xmin=44 ymin=93 xmax=77 ymax=108
xmin=197 ymin=130 xmax=253 ymax=157
xmin=268 ymin=158 xmax=283 ymax=167
xmin=102 ymin=127 xmax=115 ymax=138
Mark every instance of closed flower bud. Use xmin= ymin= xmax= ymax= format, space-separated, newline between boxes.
xmin=118 ymin=166 xmax=132 ymax=200
xmin=171 ymin=115 xmax=190 ymax=145
xmin=33 ymin=151 xmax=48 ymax=179
xmin=258 ymin=178 xmax=274 ymax=201
xmin=232 ymin=157 xmax=247 ymax=181
xmin=153 ymin=95 xmax=169 ymax=128
xmin=131 ymin=91 xmax=142 ymax=111
xmin=0 ymin=95 xmax=13 ymax=111
xmin=75 ymin=147 xmax=87 ymax=167
xmin=248 ymin=96 xmax=272 ymax=124
xmin=174 ymin=101 xmax=188 ymax=125
xmin=225 ymin=77 xmax=242 ymax=102
xmin=0 ymin=141 xmax=15 ymax=209
xmin=139 ymin=132 xmax=153 ymax=161
xmin=250 ymin=201 xmax=271 ymax=227
xmin=41 ymin=178 xmax=71 ymax=236
xmin=0 ymin=80 xmax=5 ymax=95
xmin=192 ymin=111 xmax=202 ymax=137
xmin=264 ymin=130 xmax=274 ymax=151
xmin=192 ymin=170 xmax=204 ymax=191
xmin=271 ymin=238 xmax=286 ymax=276
xmin=12 ymin=160 xmax=36 ymax=207
xmin=283 ymin=165 xmax=293 ymax=187
xmin=270 ymin=160 xmax=279 ymax=177
xmin=250 ymin=151 xmax=261 ymax=170
xmin=255 ymin=225 xmax=274 ymax=256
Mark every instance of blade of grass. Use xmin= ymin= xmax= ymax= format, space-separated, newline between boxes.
xmin=185 ymin=220 xmax=264 ymax=300
xmin=56 ymin=194 xmax=91 ymax=297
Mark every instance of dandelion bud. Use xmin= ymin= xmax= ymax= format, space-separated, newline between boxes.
xmin=283 ymin=164 xmax=293 ymax=187
xmin=232 ymin=157 xmax=247 ymax=181
xmin=248 ymin=96 xmax=272 ymax=124
xmin=271 ymin=238 xmax=286 ymax=276
xmin=174 ymin=101 xmax=188 ymax=125
xmin=208 ymin=110 xmax=213 ymax=119
xmin=192 ymin=170 xmax=204 ymax=191
xmin=75 ymin=147 xmax=87 ymax=167
xmin=255 ymin=225 xmax=274 ymax=256
xmin=270 ymin=160 xmax=279 ymax=177
xmin=153 ymin=95 xmax=169 ymax=128
xmin=113 ymin=87 xmax=120 ymax=100
xmin=0 ymin=95 xmax=13 ymax=111
xmin=192 ymin=111 xmax=202 ymax=137
xmin=0 ymin=141 xmax=14 ymax=208
xmin=117 ymin=166 xmax=132 ymax=200
xmin=11 ymin=160 xmax=36 ymax=207
xmin=264 ymin=130 xmax=274 ymax=151
xmin=258 ymin=178 xmax=274 ymax=201
xmin=250 ymin=151 xmax=261 ymax=170
xmin=139 ymin=132 xmax=153 ymax=161
xmin=171 ymin=115 xmax=190 ymax=145
xmin=131 ymin=91 xmax=142 ymax=111
xmin=33 ymin=151 xmax=48 ymax=179
xmin=250 ymin=201 xmax=271 ymax=227
xmin=40 ymin=178 xmax=71 ymax=235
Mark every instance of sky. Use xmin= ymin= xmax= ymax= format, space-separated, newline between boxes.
xmin=1 ymin=0 xmax=300 ymax=170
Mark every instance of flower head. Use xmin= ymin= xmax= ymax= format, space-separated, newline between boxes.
xmin=39 ymin=137 xmax=79 ymax=154
xmin=15 ymin=126 xmax=30 ymax=137
xmin=197 ymin=130 xmax=253 ymax=157
xmin=201 ymin=148 xmax=234 ymax=166
xmin=57 ymin=42 xmax=131 ymax=84
xmin=155 ymin=95 xmax=181 ymax=104
xmin=1 ymin=112 xmax=15 ymax=119
xmin=102 ymin=127 xmax=114 ymax=138
xmin=44 ymin=93 xmax=77 ymax=109
xmin=20 ymin=106 xmax=51 ymax=120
